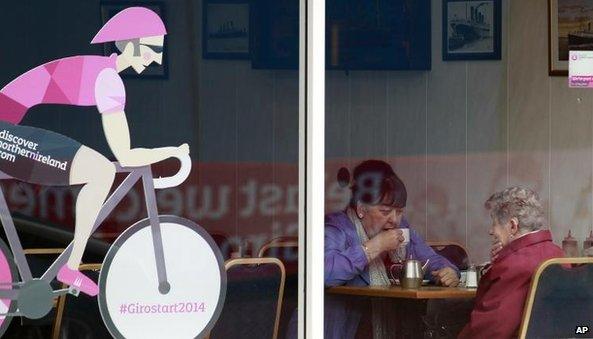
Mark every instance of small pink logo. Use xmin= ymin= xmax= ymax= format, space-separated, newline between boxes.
xmin=572 ymin=54 xmax=579 ymax=60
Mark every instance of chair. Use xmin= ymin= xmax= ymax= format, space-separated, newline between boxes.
xmin=258 ymin=237 xmax=298 ymax=339
xmin=51 ymin=264 xmax=110 ymax=339
xmin=23 ymin=248 xmax=65 ymax=275
xmin=24 ymin=248 xmax=65 ymax=306
xmin=427 ymin=241 xmax=470 ymax=270
xmin=258 ymin=237 xmax=298 ymax=273
xmin=210 ymin=232 xmax=231 ymax=260
xmin=208 ymin=258 xmax=285 ymax=339
xmin=519 ymin=257 xmax=593 ymax=339
xmin=257 ymin=237 xmax=298 ymax=258
xmin=424 ymin=242 xmax=473 ymax=338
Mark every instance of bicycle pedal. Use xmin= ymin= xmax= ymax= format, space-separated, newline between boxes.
xmin=0 ymin=311 xmax=20 ymax=317
xmin=52 ymin=288 xmax=71 ymax=297
xmin=68 ymin=286 xmax=80 ymax=297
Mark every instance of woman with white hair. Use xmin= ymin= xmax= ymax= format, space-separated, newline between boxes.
xmin=459 ymin=186 xmax=564 ymax=338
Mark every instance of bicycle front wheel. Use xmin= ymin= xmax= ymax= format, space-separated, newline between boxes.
xmin=98 ymin=215 xmax=226 ymax=339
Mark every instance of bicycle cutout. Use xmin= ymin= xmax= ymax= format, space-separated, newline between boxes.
xmin=0 ymin=154 xmax=227 ymax=338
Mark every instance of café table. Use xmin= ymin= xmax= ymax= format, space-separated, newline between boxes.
xmin=325 ymin=285 xmax=476 ymax=338
xmin=326 ymin=284 xmax=477 ymax=299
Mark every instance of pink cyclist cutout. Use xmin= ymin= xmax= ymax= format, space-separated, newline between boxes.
xmin=0 ymin=7 xmax=188 ymax=296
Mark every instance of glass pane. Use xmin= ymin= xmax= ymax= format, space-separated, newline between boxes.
xmin=0 ymin=0 xmax=300 ymax=338
xmin=325 ymin=0 xmax=582 ymax=338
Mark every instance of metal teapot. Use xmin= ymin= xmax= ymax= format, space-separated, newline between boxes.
xmin=401 ymin=257 xmax=429 ymax=289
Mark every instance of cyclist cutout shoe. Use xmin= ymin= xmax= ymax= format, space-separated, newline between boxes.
xmin=57 ymin=265 xmax=99 ymax=297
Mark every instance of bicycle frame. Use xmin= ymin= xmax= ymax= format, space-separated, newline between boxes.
xmin=0 ymin=162 xmax=169 ymax=299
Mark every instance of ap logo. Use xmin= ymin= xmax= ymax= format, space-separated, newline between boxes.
xmin=576 ymin=326 xmax=589 ymax=334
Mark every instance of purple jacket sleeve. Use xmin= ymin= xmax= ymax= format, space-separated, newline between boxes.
xmin=405 ymin=222 xmax=459 ymax=282
xmin=324 ymin=222 xmax=368 ymax=287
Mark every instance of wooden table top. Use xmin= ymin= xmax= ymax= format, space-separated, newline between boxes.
xmin=327 ymin=285 xmax=477 ymax=299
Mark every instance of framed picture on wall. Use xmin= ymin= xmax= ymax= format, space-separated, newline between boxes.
xmin=202 ymin=0 xmax=250 ymax=59
xmin=326 ymin=0 xmax=432 ymax=70
xmin=549 ymin=0 xmax=593 ymax=76
xmin=251 ymin=0 xmax=432 ymax=70
xmin=442 ymin=0 xmax=502 ymax=61
xmin=250 ymin=0 xmax=299 ymax=69
xmin=100 ymin=1 xmax=168 ymax=79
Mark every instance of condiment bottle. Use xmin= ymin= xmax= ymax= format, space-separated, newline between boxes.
xmin=583 ymin=230 xmax=593 ymax=256
xmin=562 ymin=229 xmax=579 ymax=257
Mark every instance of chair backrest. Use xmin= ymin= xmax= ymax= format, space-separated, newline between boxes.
xmin=208 ymin=258 xmax=285 ymax=339
xmin=258 ymin=237 xmax=298 ymax=339
xmin=258 ymin=236 xmax=298 ymax=254
xmin=258 ymin=237 xmax=298 ymax=268
xmin=209 ymin=232 xmax=231 ymax=260
xmin=519 ymin=257 xmax=593 ymax=339
xmin=427 ymin=241 xmax=469 ymax=270
xmin=52 ymin=264 xmax=110 ymax=339
xmin=23 ymin=248 xmax=65 ymax=255
xmin=7 ymin=249 xmax=66 ymax=333
xmin=23 ymin=248 xmax=65 ymax=278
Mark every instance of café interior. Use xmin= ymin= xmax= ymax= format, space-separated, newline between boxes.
xmin=0 ymin=0 xmax=592 ymax=338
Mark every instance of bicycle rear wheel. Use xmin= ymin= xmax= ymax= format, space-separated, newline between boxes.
xmin=98 ymin=215 xmax=226 ymax=339
xmin=0 ymin=238 xmax=17 ymax=337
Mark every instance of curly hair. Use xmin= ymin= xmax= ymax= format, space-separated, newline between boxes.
xmin=485 ymin=186 xmax=545 ymax=232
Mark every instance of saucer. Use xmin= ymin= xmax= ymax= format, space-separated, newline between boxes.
xmin=393 ymin=279 xmax=430 ymax=286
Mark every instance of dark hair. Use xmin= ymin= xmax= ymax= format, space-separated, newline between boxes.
xmin=341 ymin=160 xmax=407 ymax=209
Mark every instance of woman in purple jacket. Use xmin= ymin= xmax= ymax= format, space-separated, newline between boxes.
xmin=325 ymin=160 xmax=459 ymax=287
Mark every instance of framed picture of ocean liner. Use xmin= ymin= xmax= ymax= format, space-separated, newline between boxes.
xmin=442 ymin=0 xmax=502 ymax=61
xmin=202 ymin=0 xmax=250 ymax=59
xmin=549 ymin=0 xmax=593 ymax=75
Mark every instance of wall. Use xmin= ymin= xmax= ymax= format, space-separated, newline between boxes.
xmin=1 ymin=0 xmax=592 ymax=262
xmin=326 ymin=0 xmax=593 ymax=263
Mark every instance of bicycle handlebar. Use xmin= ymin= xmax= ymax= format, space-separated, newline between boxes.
xmin=153 ymin=154 xmax=192 ymax=189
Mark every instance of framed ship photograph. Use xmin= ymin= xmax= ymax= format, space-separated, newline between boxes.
xmin=442 ymin=0 xmax=502 ymax=61
xmin=202 ymin=0 xmax=250 ymax=59
xmin=549 ymin=0 xmax=593 ymax=76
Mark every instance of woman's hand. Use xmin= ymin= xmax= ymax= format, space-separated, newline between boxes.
xmin=364 ymin=229 xmax=404 ymax=261
xmin=431 ymin=267 xmax=460 ymax=287
xmin=490 ymin=240 xmax=503 ymax=262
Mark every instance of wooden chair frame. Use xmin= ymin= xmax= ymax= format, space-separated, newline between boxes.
xmin=257 ymin=237 xmax=298 ymax=258
xmin=209 ymin=257 xmax=286 ymax=339
xmin=426 ymin=241 xmax=470 ymax=267
xmin=426 ymin=241 xmax=469 ymax=254
xmin=51 ymin=263 xmax=101 ymax=339
xmin=23 ymin=248 xmax=66 ymax=256
xmin=518 ymin=257 xmax=593 ymax=339
xmin=23 ymin=248 xmax=66 ymax=311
